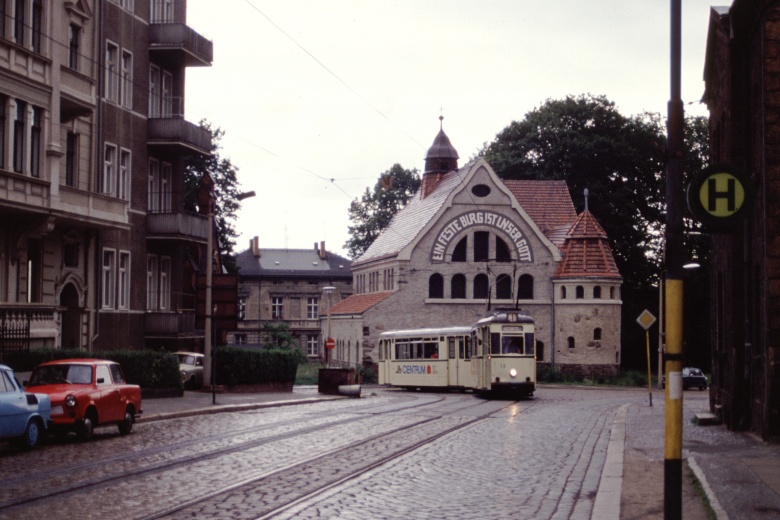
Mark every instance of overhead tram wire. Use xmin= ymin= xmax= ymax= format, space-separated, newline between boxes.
xmin=240 ymin=0 xmax=426 ymax=151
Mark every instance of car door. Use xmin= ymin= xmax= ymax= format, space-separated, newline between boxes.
xmin=96 ymin=364 xmax=123 ymax=423
xmin=0 ymin=370 xmax=26 ymax=437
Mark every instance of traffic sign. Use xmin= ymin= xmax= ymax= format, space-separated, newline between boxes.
xmin=636 ymin=309 xmax=657 ymax=331
xmin=325 ymin=338 xmax=335 ymax=350
xmin=687 ymin=163 xmax=752 ymax=231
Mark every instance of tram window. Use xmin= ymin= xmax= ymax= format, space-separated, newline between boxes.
xmin=378 ymin=341 xmax=384 ymax=361
xmin=525 ymin=333 xmax=535 ymax=355
xmin=491 ymin=333 xmax=501 ymax=354
xmin=396 ymin=342 xmax=410 ymax=359
xmin=463 ymin=337 xmax=472 ymax=359
xmin=424 ymin=341 xmax=438 ymax=359
xmin=448 ymin=337 xmax=456 ymax=359
xmin=502 ymin=336 xmax=522 ymax=354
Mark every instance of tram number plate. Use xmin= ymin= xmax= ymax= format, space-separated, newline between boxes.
xmin=502 ymin=326 xmax=523 ymax=331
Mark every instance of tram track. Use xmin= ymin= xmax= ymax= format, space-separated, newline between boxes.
xmin=0 ymin=392 xmax=451 ymax=513
xmin=142 ymin=398 xmax=527 ymax=520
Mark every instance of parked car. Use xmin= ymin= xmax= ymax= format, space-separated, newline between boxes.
xmin=25 ymin=359 xmax=142 ymax=441
xmin=0 ymin=364 xmax=51 ymax=449
xmin=175 ymin=352 xmax=204 ymax=389
xmin=662 ymin=367 xmax=709 ymax=391
xmin=682 ymin=367 xmax=708 ymax=390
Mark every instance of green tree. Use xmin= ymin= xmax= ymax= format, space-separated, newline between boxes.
xmin=261 ymin=322 xmax=307 ymax=363
xmin=481 ymin=95 xmax=710 ymax=370
xmin=345 ymin=163 xmax=421 ymax=259
xmin=481 ymin=94 xmax=668 ymax=292
xmin=185 ymin=121 xmax=244 ymax=272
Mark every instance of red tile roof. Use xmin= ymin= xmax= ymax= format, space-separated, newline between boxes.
xmin=502 ymin=180 xmax=577 ymax=234
xmin=554 ymin=211 xmax=621 ymax=279
xmin=328 ymin=291 xmax=394 ymax=315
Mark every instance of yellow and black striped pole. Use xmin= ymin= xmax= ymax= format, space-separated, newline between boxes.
xmin=664 ymin=1 xmax=684 ymax=518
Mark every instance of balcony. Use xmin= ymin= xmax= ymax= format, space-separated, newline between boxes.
xmin=145 ymin=311 xmax=197 ymax=336
xmin=147 ymin=117 xmax=212 ymax=155
xmin=149 ymin=23 xmax=213 ymax=67
xmin=0 ymin=305 xmax=60 ymax=352
xmin=147 ymin=211 xmax=208 ymax=242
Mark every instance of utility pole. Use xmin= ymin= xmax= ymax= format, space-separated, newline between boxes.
xmin=664 ymin=1 xmax=685 ymax=518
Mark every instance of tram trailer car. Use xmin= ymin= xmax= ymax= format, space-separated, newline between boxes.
xmin=378 ymin=311 xmax=536 ymax=397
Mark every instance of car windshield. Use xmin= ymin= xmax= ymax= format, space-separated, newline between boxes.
xmin=28 ymin=364 xmax=93 ymax=386
xmin=179 ymin=355 xmax=197 ymax=365
xmin=689 ymin=368 xmax=703 ymax=376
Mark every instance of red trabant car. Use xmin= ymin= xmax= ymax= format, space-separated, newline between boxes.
xmin=26 ymin=359 xmax=142 ymax=441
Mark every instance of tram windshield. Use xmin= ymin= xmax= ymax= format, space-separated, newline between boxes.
xmin=502 ymin=334 xmax=535 ymax=355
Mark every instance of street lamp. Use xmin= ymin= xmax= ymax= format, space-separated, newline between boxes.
xmin=203 ymin=188 xmax=255 ymax=402
xmin=323 ymin=286 xmax=335 ymax=366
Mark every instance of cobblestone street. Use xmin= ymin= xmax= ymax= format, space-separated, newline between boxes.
xmin=0 ymin=387 xmax=693 ymax=519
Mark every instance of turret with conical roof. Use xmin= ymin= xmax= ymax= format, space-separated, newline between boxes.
xmin=421 ymin=116 xmax=459 ymax=199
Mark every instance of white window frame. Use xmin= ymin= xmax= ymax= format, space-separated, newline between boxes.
xmin=105 ymin=41 xmax=119 ymax=102
xmin=148 ymin=159 xmax=159 ymax=212
xmin=120 ymin=49 xmax=133 ymax=108
xmin=148 ymin=65 xmax=160 ymax=117
xmin=160 ymin=256 xmax=171 ymax=310
xmin=151 ymin=0 xmax=173 ymax=23
xmin=306 ymin=297 xmax=318 ymax=319
xmin=103 ymin=143 xmax=116 ymax=196
xmin=146 ymin=255 xmax=158 ymax=309
xmin=161 ymin=70 xmax=173 ymax=116
xmin=160 ymin=162 xmax=171 ymax=211
xmin=271 ymin=297 xmax=283 ymax=320
xmin=306 ymin=335 xmax=318 ymax=356
xmin=102 ymin=249 xmax=116 ymax=309
xmin=118 ymin=251 xmax=130 ymax=310
xmin=119 ymin=148 xmax=130 ymax=201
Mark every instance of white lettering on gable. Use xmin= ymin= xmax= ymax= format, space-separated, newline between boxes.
xmin=430 ymin=210 xmax=535 ymax=262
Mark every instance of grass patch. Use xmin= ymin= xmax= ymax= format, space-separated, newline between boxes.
xmin=688 ymin=466 xmax=718 ymax=520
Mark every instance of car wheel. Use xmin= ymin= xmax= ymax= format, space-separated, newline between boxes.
xmin=78 ymin=411 xmax=95 ymax=441
xmin=118 ymin=408 xmax=134 ymax=435
xmin=20 ymin=418 xmax=43 ymax=449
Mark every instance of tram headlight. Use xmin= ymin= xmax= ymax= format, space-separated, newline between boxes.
xmin=509 ymin=368 xmax=518 ymax=378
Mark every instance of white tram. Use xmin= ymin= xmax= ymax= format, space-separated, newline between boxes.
xmin=377 ymin=310 xmax=536 ymax=396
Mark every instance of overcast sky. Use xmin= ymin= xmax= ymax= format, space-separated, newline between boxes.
xmin=185 ymin=0 xmax=716 ymax=259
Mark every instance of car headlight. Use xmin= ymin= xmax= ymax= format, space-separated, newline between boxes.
xmin=509 ymin=369 xmax=518 ymax=378
xmin=65 ymin=394 xmax=77 ymax=408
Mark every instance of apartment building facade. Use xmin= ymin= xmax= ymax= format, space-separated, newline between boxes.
xmin=0 ymin=0 xmax=213 ymax=354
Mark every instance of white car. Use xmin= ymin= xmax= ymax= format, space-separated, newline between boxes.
xmin=175 ymin=352 xmax=204 ymax=389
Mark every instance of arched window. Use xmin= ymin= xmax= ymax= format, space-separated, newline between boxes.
xmin=561 ymin=286 xmax=567 ymax=299
xmin=594 ymin=328 xmax=602 ymax=340
xmin=428 ymin=273 xmax=443 ymax=298
xmin=517 ymin=274 xmax=534 ymax=299
xmin=576 ymin=286 xmax=584 ymax=299
xmin=474 ymin=231 xmax=489 ymax=262
xmin=473 ymin=273 xmax=489 ymax=299
xmin=451 ymin=236 xmax=467 ymax=262
xmin=495 ymin=236 xmax=511 ymax=262
xmin=451 ymin=274 xmax=466 ymax=299
xmin=594 ymin=286 xmax=602 ymax=299
xmin=568 ymin=337 xmax=575 ymax=349
xmin=536 ymin=341 xmax=544 ymax=361
xmin=496 ymin=274 xmax=512 ymax=299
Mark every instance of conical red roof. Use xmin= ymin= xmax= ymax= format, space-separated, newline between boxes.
xmin=554 ymin=211 xmax=621 ymax=279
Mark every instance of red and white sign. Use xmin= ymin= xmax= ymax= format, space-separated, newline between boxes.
xmin=325 ymin=338 xmax=335 ymax=350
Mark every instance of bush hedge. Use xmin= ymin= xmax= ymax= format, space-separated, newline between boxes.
xmin=213 ymin=347 xmax=301 ymax=386
xmin=0 ymin=349 xmax=181 ymax=390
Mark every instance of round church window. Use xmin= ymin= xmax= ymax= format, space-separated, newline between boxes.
xmin=471 ymin=184 xmax=491 ymax=197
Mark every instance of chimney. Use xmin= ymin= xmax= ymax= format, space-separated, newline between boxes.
xmin=319 ymin=241 xmax=327 ymax=259
xmin=251 ymin=236 xmax=260 ymax=257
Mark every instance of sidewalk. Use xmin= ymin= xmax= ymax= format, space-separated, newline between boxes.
xmin=137 ymin=385 xmax=340 ymax=423
xmin=619 ymin=389 xmax=780 ymax=520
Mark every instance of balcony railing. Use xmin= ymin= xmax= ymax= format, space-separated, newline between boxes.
xmin=147 ymin=211 xmax=208 ymax=242
xmin=147 ymin=118 xmax=212 ymax=154
xmin=0 ymin=305 xmax=59 ymax=354
xmin=149 ymin=23 xmax=213 ymax=67
xmin=145 ymin=311 xmax=197 ymax=336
